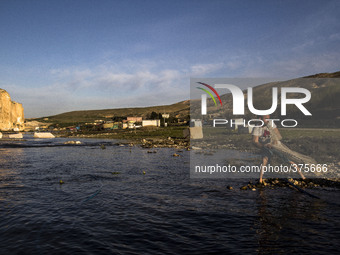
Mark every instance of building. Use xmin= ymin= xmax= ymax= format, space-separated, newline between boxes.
xmin=103 ymin=123 xmax=114 ymax=129
xmin=142 ymin=120 xmax=160 ymax=127
xmin=128 ymin=121 xmax=135 ymax=129
xmin=127 ymin=117 xmax=142 ymax=122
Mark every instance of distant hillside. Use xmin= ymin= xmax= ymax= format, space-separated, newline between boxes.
xmin=32 ymin=71 xmax=340 ymax=127
xmin=304 ymin=71 xmax=340 ymax=78
xmin=32 ymin=100 xmax=190 ymax=125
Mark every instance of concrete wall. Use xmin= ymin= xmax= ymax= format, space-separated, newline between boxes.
xmin=183 ymin=127 xmax=203 ymax=139
xmin=142 ymin=120 xmax=160 ymax=127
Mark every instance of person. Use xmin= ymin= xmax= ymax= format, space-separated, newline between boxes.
xmin=252 ymin=115 xmax=305 ymax=183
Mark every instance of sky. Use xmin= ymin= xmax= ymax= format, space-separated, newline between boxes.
xmin=0 ymin=0 xmax=339 ymax=118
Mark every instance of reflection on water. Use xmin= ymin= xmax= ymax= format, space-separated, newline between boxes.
xmin=254 ymin=190 xmax=339 ymax=254
xmin=0 ymin=138 xmax=339 ymax=254
xmin=0 ymin=148 xmax=25 ymax=200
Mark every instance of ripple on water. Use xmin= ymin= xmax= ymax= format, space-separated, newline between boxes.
xmin=0 ymin=138 xmax=339 ymax=254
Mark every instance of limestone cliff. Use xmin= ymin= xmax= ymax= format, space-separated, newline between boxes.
xmin=0 ymin=89 xmax=25 ymax=131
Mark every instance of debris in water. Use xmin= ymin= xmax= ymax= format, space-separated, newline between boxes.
xmin=64 ymin=141 xmax=81 ymax=145
xmin=191 ymin=146 xmax=202 ymax=150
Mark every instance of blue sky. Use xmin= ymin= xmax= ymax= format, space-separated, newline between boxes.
xmin=1 ymin=0 xmax=339 ymax=118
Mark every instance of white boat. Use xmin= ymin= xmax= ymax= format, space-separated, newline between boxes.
xmin=8 ymin=133 xmax=23 ymax=139
xmin=34 ymin=132 xmax=55 ymax=138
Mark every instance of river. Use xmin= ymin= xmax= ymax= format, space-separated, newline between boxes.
xmin=0 ymin=136 xmax=339 ymax=254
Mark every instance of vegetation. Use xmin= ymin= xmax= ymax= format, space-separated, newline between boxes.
xmin=31 ymin=101 xmax=190 ymax=124
xmin=62 ymin=126 xmax=188 ymax=140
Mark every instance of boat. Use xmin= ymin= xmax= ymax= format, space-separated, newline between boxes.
xmin=34 ymin=132 xmax=55 ymax=138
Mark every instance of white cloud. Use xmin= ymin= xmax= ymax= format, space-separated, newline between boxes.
xmin=226 ymin=60 xmax=243 ymax=71
xmin=292 ymin=40 xmax=315 ymax=52
xmin=190 ymin=63 xmax=224 ymax=76
xmin=6 ymin=60 xmax=226 ymax=117
xmin=6 ymin=45 xmax=340 ymax=118
xmin=242 ymin=52 xmax=340 ymax=79
xmin=329 ymin=33 xmax=340 ymax=41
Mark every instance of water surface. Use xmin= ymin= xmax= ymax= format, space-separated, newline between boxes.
xmin=0 ymin=137 xmax=339 ymax=254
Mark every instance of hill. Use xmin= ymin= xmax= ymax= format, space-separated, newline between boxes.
xmin=31 ymin=100 xmax=190 ymax=125
xmin=31 ymin=71 xmax=340 ymax=128
xmin=191 ymin=71 xmax=340 ymax=127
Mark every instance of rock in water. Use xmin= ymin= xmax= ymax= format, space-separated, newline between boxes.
xmin=34 ymin=132 xmax=55 ymax=138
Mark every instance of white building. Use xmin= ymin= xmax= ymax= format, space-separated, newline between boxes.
xmin=142 ymin=120 xmax=160 ymax=127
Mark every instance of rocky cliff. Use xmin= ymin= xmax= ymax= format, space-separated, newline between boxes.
xmin=0 ymin=89 xmax=25 ymax=131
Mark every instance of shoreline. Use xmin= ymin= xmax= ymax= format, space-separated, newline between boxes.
xmin=17 ymin=127 xmax=340 ymax=165
xmin=2 ymin=128 xmax=339 ymax=187
xmin=2 ymin=128 xmax=339 ymax=164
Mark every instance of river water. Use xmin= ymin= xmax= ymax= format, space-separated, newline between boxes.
xmin=0 ymin=137 xmax=339 ymax=254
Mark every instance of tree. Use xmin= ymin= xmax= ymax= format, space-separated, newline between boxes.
xmin=150 ymin=111 xmax=158 ymax=119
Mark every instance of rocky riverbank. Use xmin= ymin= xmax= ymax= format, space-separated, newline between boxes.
xmin=236 ymin=178 xmax=340 ymax=191
xmin=52 ymin=127 xmax=340 ymax=188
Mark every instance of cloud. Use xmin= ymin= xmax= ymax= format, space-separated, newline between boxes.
xmin=292 ymin=40 xmax=315 ymax=52
xmin=226 ymin=60 xmax=243 ymax=70
xmin=190 ymin=63 xmax=224 ymax=76
xmin=329 ymin=33 xmax=340 ymax=41
xmin=6 ymin=41 xmax=340 ymax=118
xmin=48 ymin=61 xmax=223 ymax=94
xmin=49 ymin=65 xmax=184 ymax=94
xmin=7 ymin=60 xmax=226 ymax=117
xmin=242 ymin=51 xmax=340 ymax=79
